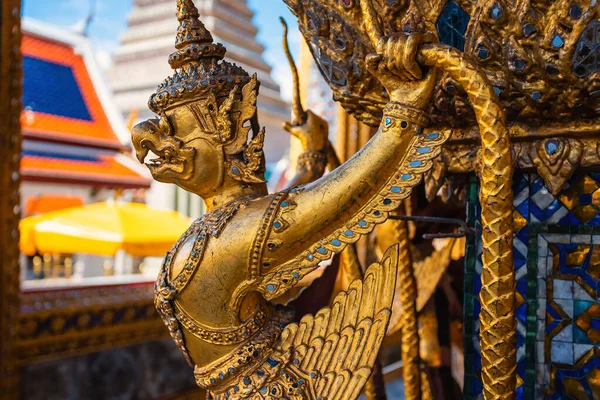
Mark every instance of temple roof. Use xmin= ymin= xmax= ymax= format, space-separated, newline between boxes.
xmin=21 ymin=19 xmax=130 ymax=150
xmin=20 ymin=19 xmax=150 ymax=189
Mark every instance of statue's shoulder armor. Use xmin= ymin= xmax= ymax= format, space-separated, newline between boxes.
xmin=154 ymin=195 xmax=262 ymax=364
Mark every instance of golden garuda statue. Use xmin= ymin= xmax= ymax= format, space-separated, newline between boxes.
xmin=131 ymin=0 xmax=454 ymax=398
xmin=131 ymin=0 xmax=518 ymax=398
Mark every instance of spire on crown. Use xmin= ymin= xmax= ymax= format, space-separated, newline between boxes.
xmin=175 ymin=0 xmax=212 ymax=48
xmin=168 ymin=0 xmax=226 ymax=69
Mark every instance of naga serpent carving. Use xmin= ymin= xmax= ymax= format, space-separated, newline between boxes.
xmin=132 ymin=0 xmax=513 ymax=398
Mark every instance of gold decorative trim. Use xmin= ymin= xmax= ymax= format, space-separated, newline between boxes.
xmin=174 ymin=302 xmax=268 ymax=345
xmin=17 ymin=283 xmax=167 ymax=365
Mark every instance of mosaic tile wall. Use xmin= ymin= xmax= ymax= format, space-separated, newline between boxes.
xmin=464 ymin=172 xmax=600 ymax=399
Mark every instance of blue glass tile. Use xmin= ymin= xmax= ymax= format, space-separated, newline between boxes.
xmin=516 ymin=277 xmax=528 ymax=298
xmin=573 ymin=20 xmax=600 ymax=77
xmin=358 ymin=220 xmax=367 ymax=227
xmin=436 ymin=1 xmax=470 ymax=51
xmin=391 ymin=186 xmax=402 ymax=193
xmin=401 ymin=174 xmax=412 ymax=181
xmin=426 ymin=132 xmax=440 ymax=140
xmin=573 ymin=325 xmax=593 ymax=344
xmin=580 ymin=193 xmax=593 ymax=205
xmin=409 ymin=160 xmax=423 ymax=168
xmin=267 ymin=284 xmax=275 ymax=291
xmin=574 ymin=300 xmax=593 ymax=317
xmin=331 ymin=239 xmax=341 ymax=246
xmin=344 ymin=230 xmax=354 ymax=237
xmin=292 ymin=272 xmax=299 ymax=278
xmin=316 ymin=247 xmax=327 ymax=254
xmin=516 ymin=302 xmax=527 ymax=323
xmin=417 ymin=146 xmax=431 ymax=154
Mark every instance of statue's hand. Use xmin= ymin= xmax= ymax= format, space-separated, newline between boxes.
xmin=282 ymin=110 xmax=329 ymax=152
xmin=366 ymin=33 xmax=437 ymax=109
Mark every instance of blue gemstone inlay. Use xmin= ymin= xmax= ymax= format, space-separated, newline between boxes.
xmin=229 ymin=368 xmax=234 ymax=374
xmin=391 ymin=186 xmax=402 ymax=193
xmin=374 ymin=210 xmax=381 ymax=216
xmin=478 ymin=46 xmax=489 ymax=59
xmin=545 ymin=140 xmax=559 ymax=155
xmin=243 ymin=377 xmax=251 ymax=385
xmin=267 ymin=284 xmax=275 ymax=291
xmin=493 ymin=86 xmax=502 ymax=95
xmin=490 ymin=3 xmax=502 ymax=19
xmin=331 ymin=239 xmax=341 ymax=246
xmin=317 ymin=247 xmax=327 ymax=254
xmin=293 ymin=272 xmax=299 ymax=278
xmin=260 ymin=387 xmax=267 ymax=394
xmin=257 ymin=369 xmax=265 ymax=376
xmin=409 ymin=160 xmax=423 ymax=168
xmin=417 ymin=146 xmax=431 ymax=154
xmin=298 ymin=379 xmax=304 ymax=385
xmin=219 ymin=373 xmax=225 ymax=379
xmin=344 ymin=230 xmax=354 ymax=237
xmin=531 ymin=91 xmax=542 ymax=101
xmin=385 ymin=117 xmax=392 ymax=125
xmin=307 ymin=254 xmax=314 ymax=261
xmin=552 ymin=34 xmax=564 ymax=48
xmin=426 ymin=132 xmax=439 ymax=140
xmin=358 ymin=220 xmax=367 ymax=227
xmin=401 ymin=174 xmax=412 ymax=181
xmin=274 ymin=221 xmax=282 ymax=229
xmin=383 ymin=198 xmax=392 ymax=205
xmin=281 ymin=201 xmax=288 ymax=207
xmin=311 ymin=372 xmax=317 ymax=378
xmin=234 ymin=385 xmax=239 ymax=392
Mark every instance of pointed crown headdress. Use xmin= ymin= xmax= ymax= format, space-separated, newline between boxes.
xmin=148 ymin=0 xmax=266 ymax=184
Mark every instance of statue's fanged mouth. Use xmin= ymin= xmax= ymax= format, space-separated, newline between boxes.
xmin=138 ymin=140 xmax=185 ymax=175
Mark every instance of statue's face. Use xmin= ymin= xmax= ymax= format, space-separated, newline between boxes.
xmin=132 ymin=106 xmax=222 ymax=196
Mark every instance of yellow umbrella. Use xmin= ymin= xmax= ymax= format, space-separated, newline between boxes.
xmin=20 ymin=201 xmax=192 ymax=257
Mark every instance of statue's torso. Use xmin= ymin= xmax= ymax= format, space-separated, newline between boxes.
xmin=157 ymin=194 xmax=277 ymax=367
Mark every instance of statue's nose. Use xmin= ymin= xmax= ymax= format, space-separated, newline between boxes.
xmin=132 ymin=119 xmax=160 ymax=163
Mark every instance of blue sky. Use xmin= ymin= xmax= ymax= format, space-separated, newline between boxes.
xmin=22 ymin=0 xmax=301 ymax=100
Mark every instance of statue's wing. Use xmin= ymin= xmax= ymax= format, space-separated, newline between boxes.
xmin=387 ymin=238 xmax=457 ymax=335
xmin=275 ymin=245 xmax=397 ymax=399
xmin=214 ymin=246 xmax=397 ymax=400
